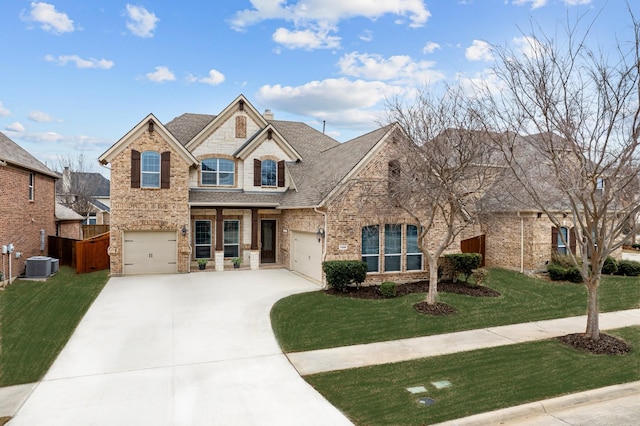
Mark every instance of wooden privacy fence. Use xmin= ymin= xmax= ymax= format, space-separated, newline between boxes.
xmin=461 ymin=234 xmax=486 ymax=267
xmin=49 ymin=232 xmax=110 ymax=274
xmin=83 ymin=224 xmax=110 ymax=239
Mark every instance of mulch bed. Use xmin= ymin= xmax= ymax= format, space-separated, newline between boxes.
xmin=557 ymin=333 xmax=632 ymax=355
xmin=324 ymin=280 xmax=501 ymax=300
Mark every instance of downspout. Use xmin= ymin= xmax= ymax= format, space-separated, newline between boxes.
xmin=314 ymin=206 xmax=328 ymax=288
xmin=520 ymin=215 xmax=524 ymax=274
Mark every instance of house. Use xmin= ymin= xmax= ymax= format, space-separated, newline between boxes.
xmin=99 ymin=95 xmax=470 ymax=282
xmin=0 ymin=132 xmax=58 ymax=283
xmin=56 ymin=168 xmax=111 ymax=225
xmin=55 ymin=203 xmax=84 ymax=240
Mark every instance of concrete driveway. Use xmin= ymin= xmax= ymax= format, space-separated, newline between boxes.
xmin=10 ymin=269 xmax=352 ymax=426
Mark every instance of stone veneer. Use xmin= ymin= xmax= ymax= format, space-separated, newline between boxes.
xmin=108 ymin=129 xmax=191 ymax=275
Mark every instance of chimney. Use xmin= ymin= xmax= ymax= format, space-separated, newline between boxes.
xmin=62 ymin=167 xmax=71 ymax=194
xmin=263 ymin=109 xmax=274 ymax=120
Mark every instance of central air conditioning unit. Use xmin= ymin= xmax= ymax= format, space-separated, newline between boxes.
xmin=50 ymin=258 xmax=59 ymax=274
xmin=26 ymin=256 xmax=52 ymax=278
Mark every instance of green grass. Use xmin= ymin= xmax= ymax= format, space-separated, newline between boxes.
xmin=0 ymin=267 xmax=109 ymax=386
xmin=305 ymin=326 xmax=640 ymax=425
xmin=272 ymin=269 xmax=640 ymax=352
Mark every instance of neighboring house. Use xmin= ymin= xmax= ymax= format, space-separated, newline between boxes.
xmin=0 ymin=132 xmax=58 ymax=282
xmin=55 ymin=203 xmax=84 ymax=240
xmin=56 ymin=167 xmax=111 ymax=225
xmin=99 ymin=95 xmax=469 ymax=281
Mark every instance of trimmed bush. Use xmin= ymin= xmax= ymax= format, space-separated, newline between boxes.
xmin=379 ymin=281 xmax=397 ymax=298
xmin=616 ymin=260 xmax=640 ymax=276
xmin=322 ymin=260 xmax=368 ymax=291
xmin=632 ymin=243 xmax=640 ymax=250
xmin=547 ymin=263 xmax=583 ymax=283
xmin=602 ymin=257 xmax=618 ymax=275
xmin=444 ymin=253 xmax=482 ymax=282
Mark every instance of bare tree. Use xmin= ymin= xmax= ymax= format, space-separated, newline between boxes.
xmin=56 ymin=152 xmax=101 ymax=219
xmin=482 ymin=13 xmax=640 ymax=339
xmin=385 ymin=87 xmax=499 ymax=305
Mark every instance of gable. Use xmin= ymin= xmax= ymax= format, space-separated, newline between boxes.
xmin=234 ymin=125 xmax=302 ymax=162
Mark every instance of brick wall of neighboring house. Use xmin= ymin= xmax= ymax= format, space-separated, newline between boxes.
xmin=57 ymin=221 xmax=82 ymax=240
xmin=0 ymin=165 xmax=56 ymax=280
xmin=108 ymin=129 xmax=191 ymax=275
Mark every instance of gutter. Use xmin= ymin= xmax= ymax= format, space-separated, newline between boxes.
xmin=314 ymin=206 xmax=328 ymax=288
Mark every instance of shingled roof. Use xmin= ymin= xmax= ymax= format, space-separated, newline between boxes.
xmin=165 ymin=113 xmax=216 ymax=145
xmin=0 ymin=131 xmax=58 ymax=178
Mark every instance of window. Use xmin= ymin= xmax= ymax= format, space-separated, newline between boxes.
xmin=28 ymin=173 xmax=34 ymax=200
xmin=384 ymin=224 xmax=402 ymax=271
xmin=195 ymin=220 xmax=212 ymax=259
xmin=84 ymin=213 xmax=97 ymax=225
xmin=361 ymin=225 xmax=380 ymax=272
xmin=557 ymin=226 xmax=569 ymax=255
xmin=202 ymin=158 xmax=235 ymax=186
xmin=141 ymin=151 xmax=160 ymax=188
xmin=406 ymin=225 xmax=423 ymax=270
xmin=223 ymin=220 xmax=240 ymax=258
xmin=261 ymin=159 xmax=277 ymax=186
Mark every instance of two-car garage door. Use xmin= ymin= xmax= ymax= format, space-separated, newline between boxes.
xmin=123 ymin=231 xmax=177 ymax=275
xmin=291 ymin=231 xmax=322 ymax=282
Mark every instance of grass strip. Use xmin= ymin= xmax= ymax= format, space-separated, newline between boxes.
xmin=305 ymin=326 xmax=640 ymax=425
xmin=272 ymin=269 xmax=640 ymax=352
xmin=0 ymin=267 xmax=109 ymax=386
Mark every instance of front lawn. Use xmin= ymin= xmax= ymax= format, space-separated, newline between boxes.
xmin=0 ymin=267 xmax=109 ymax=386
xmin=305 ymin=326 xmax=640 ymax=425
xmin=271 ymin=268 xmax=640 ymax=352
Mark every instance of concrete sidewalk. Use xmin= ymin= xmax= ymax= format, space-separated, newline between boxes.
xmin=287 ymin=308 xmax=640 ymax=375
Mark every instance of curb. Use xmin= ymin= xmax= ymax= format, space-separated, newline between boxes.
xmin=432 ymin=381 xmax=640 ymax=425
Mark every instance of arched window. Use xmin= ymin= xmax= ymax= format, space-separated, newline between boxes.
xmin=261 ymin=159 xmax=277 ymax=186
xmin=141 ymin=151 xmax=160 ymax=188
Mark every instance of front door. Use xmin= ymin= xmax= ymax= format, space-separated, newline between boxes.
xmin=260 ymin=220 xmax=276 ymax=263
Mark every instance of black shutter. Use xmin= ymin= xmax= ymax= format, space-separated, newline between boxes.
xmin=161 ymin=152 xmax=171 ymax=189
xmin=254 ymin=159 xmax=261 ymax=186
xmin=277 ymin=160 xmax=285 ymax=187
xmin=551 ymin=226 xmax=558 ymax=253
xmin=131 ymin=150 xmax=140 ymax=188
xmin=570 ymin=227 xmax=577 ymax=255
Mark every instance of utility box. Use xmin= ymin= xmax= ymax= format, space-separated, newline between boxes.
xmin=26 ymin=256 xmax=52 ymax=278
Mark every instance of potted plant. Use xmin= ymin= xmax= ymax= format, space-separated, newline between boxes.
xmin=231 ymin=257 xmax=243 ymax=268
xmin=197 ymin=258 xmax=208 ymax=270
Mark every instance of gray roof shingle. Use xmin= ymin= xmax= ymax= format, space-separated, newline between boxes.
xmin=0 ymin=132 xmax=58 ymax=178
xmin=165 ymin=113 xmax=216 ymax=145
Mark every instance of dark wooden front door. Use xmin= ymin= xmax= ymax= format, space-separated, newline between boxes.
xmin=260 ymin=220 xmax=276 ymax=263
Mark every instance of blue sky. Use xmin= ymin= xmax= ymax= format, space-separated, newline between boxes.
xmin=0 ymin=0 xmax=634 ymax=176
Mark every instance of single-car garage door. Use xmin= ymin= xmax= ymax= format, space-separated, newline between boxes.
xmin=123 ymin=231 xmax=177 ymax=275
xmin=291 ymin=231 xmax=322 ymax=282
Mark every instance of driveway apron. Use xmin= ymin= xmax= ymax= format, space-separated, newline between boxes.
xmin=10 ymin=269 xmax=352 ymax=426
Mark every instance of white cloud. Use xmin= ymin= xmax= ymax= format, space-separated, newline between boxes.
xmin=230 ymin=0 xmax=430 ymax=50
xmin=512 ymin=0 xmax=547 ymax=9
xmin=256 ymin=78 xmax=409 ymax=129
xmin=455 ymin=69 xmax=504 ymax=98
xmin=145 ymin=66 xmax=175 ymax=82
xmin=28 ymin=110 xmax=61 ymax=123
xmin=272 ymin=27 xmax=341 ymax=50
xmin=562 ymin=0 xmax=591 ymax=4
xmin=125 ymin=4 xmax=159 ymax=38
xmin=24 ymin=2 xmax=74 ymax=34
xmin=187 ymin=69 xmax=226 ymax=85
xmin=359 ymin=30 xmax=373 ymax=42
xmin=0 ymin=102 xmax=10 ymax=117
xmin=465 ymin=39 xmax=494 ymax=61
xmin=5 ymin=122 xmax=25 ymax=133
xmin=422 ymin=41 xmax=441 ymax=54
xmin=512 ymin=35 xmax=545 ymax=59
xmin=45 ymin=54 xmax=114 ymax=69
xmin=337 ymin=52 xmax=445 ymax=85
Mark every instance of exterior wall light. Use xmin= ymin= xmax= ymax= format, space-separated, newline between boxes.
xmin=316 ymin=227 xmax=325 ymax=242
xmin=181 ymin=225 xmax=187 ymax=237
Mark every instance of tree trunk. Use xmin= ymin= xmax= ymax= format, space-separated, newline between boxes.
xmin=426 ymin=260 xmax=439 ymax=305
xmin=584 ymin=278 xmax=600 ymax=340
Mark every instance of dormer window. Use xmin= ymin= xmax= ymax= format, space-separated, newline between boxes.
xmin=202 ymin=158 xmax=235 ymax=186
xmin=261 ymin=159 xmax=277 ymax=186
xmin=254 ymin=159 xmax=285 ymax=188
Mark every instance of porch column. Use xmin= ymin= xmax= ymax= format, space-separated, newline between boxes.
xmin=215 ymin=207 xmax=224 ymax=271
xmin=250 ymin=208 xmax=259 ymax=270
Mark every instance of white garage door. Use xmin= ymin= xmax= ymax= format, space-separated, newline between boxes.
xmin=123 ymin=231 xmax=177 ymax=275
xmin=291 ymin=231 xmax=322 ymax=282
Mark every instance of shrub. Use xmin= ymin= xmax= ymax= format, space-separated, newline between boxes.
xmin=322 ymin=260 xmax=368 ymax=291
xmin=471 ymin=268 xmax=488 ymax=286
xmin=551 ymin=253 xmax=577 ymax=268
xmin=616 ymin=260 xmax=640 ymax=276
xmin=547 ymin=263 xmax=583 ymax=283
xmin=602 ymin=257 xmax=618 ymax=275
xmin=632 ymin=243 xmax=640 ymax=250
xmin=379 ymin=281 xmax=397 ymax=298
xmin=444 ymin=253 xmax=482 ymax=282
